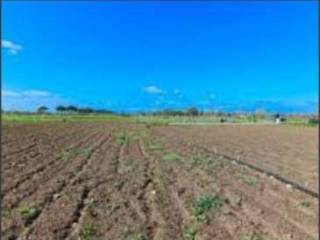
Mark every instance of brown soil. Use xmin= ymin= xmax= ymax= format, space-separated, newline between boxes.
xmin=155 ymin=125 xmax=318 ymax=193
xmin=1 ymin=122 xmax=318 ymax=240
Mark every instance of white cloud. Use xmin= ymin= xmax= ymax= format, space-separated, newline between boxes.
xmin=2 ymin=90 xmax=21 ymax=97
xmin=22 ymin=90 xmax=50 ymax=97
xmin=2 ymin=40 xmax=23 ymax=55
xmin=143 ymin=85 xmax=163 ymax=94
xmin=2 ymin=89 xmax=51 ymax=98
xmin=2 ymin=89 xmax=66 ymax=112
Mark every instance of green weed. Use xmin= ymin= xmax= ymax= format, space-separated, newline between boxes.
xmin=192 ymin=195 xmax=224 ymax=222
xmin=148 ymin=143 xmax=163 ymax=151
xmin=2 ymin=113 xmax=132 ymax=123
xmin=240 ymin=233 xmax=264 ymax=240
xmin=79 ymin=223 xmax=96 ymax=240
xmin=298 ymin=201 xmax=311 ymax=208
xmin=60 ymin=148 xmax=90 ymax=160
xmin=241 ymin=175 xmax=257 ymax=186
xmin=1 ymin=208 xmax=12 ymax=219
xmin=184 ymin=225 xmax=197 ymax=240
xmin=162 ymin=152 xmax=181 ymax=162
xmin=189 ymin=153 xmax=227 ymax=173
xmin=127 ymin=233 xmax=147 ymax=240
xmin=18 ymin=205 xmax=41 ymax=223
xmin=115 ymin=132 xmax=130 ymax=145
xmin=118 ymin=157 xmax=134 ymax=174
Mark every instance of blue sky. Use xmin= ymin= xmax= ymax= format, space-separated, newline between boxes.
xmin=2 ymin=1 xmax=318 ymax=113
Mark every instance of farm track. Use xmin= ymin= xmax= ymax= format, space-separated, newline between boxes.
xmin=1 ymin=122 xmax=318 ymax=240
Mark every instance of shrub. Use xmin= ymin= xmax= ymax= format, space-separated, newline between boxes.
xmin=162 ymin=152 xmax=181 ymax=162
xmin=240 ymin=233 xmax=264 ymax=240
xmin=79 ymin=224 xmax=96 ymax=240
xmin=18 ymin=205 xmax=41 ymax=224
xmin=308 ymin=118 xmax=319 ymax=125
xmin=186 ymin=107 xmax=199 ymax=116
xmin=192 ymin=195 xmax=224 ymax=222
xmin=115 ymin=132 xmax=130 ymax=145
xmin=184 ymin=225 xmax=197 ymax=240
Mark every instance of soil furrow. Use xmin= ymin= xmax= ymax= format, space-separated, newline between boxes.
xmin=3 ymin=133 xmax=111 ymax=239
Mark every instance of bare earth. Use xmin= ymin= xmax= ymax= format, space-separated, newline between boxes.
xmin=1 ymin=122 xmax=318 ymax=240
xmin=156 ymin=125 xmax=318 ymax=193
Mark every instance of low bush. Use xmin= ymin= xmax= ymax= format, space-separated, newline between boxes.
xmin=192 ymin=195 xmax=224 ymax=222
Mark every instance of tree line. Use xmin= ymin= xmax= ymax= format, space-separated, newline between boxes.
xmin=4 ymin=105 xmax=318 ymax=124
xmin=36 ymin=105 xmax=114 ymax=114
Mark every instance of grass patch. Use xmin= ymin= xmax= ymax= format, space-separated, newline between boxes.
xmin=2 ymin=113 xmax=132 ymax=123
xmin=162 ymin=152 xmax=181 ymax=162
xmin=135 ymin=115 xmax=279 ymax=126
xmin=1 ymin=208 xmax=12 ymax=219
xmin=240 ymin=233 xmax=264 ymax=240
xmin=192 ymin=195 xmax=224 ymax=222
xmin=148 ymin=142 xmax=163 ymax=151
xmin=79 ymin=223 xmax=97 ymax=240
xmin=236 ymin=168 xmax=257 ymax=187
xmin=241 ymin=175 xmax=257 ymax=187
xmin=118 ymin=157 xmax=135 ymax=174
xmin=60 ymin=148 xmax=90 ymax=160
xmin=183 ymin=225 xmax=197 ymax=240
xmin=298 ymin=201 xmax=311 ymax=208
xmin=189 ymin=153 xmax=227 ymax=173
xmin=135 ymin=116 xmax=169 ymax=127
xmin=115 ymin=132 xmax=130 ymax=145
xmin=18 ymin=205 xmax=41 ymax=224
xmin=127 ymin=232 xmax=147 ymax=240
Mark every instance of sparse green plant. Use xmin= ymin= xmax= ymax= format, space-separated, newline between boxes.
xmin=18 ymin=205 xmax=41 ymax=223
xmin=79 ymin=223 xmax=96 ymax=240
xmin=192 ymin=195 xmax=224 ymax=222
xmin=153 ymin=166 xmax=168 ymax=183
xmin=148 ymin=142 xmax=163 ymax=151
xmin=118 ymin=157 xmax=134 ymax=174
xmin=115 ymin=132 xmax=130 ymax=145
xmin=240 ymin=233 xmax=264 ymax=240
xmin=307 ymin=118 xmax=319 ymax=126
xmin=241 ymin=175 xmax=257 ymax=186
xmin=37 ymin=106 xmax=49 ymax=114
xmin=298 ymin=201 xmax=311 ymax=208
xmin=189 ymin=154 xmax=227 ymax=173
xmin=162 ymin=152 xmax=181 ymax=162
xmin=184 ymin=225 xmax=197 ymax=240
xmin=60 ymin=148 xmax=90 ymax=160
xmin=127 ymin=232 xmax=147 ymax=240
xmin=1 ymin=208 xmax=12 ymax=218
xmin=1 ymin=228 xmax=17 ymax=240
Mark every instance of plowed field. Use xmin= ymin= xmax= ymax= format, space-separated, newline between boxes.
xmin=1 ymin=122 xmax=318 ymax=240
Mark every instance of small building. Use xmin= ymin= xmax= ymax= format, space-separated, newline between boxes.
xmin=274 ymin=113 xmax=281 ymax=125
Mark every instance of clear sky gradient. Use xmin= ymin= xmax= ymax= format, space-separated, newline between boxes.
xmin=2 ymin=1 xmax=318 ymax=113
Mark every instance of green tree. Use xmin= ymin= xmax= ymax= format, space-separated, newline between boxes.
xmin=78 ymin=107 xmax=93 ymax=114
xmin=186 ymin=107 xmax=199 ymax=117
xmin=66 ymin=105 xmax=78 ymax=112
xmin=56 ymin=105 xmax=66 ymax=113
xmin=37 ymin=106 xmax=48 ymax=114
